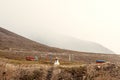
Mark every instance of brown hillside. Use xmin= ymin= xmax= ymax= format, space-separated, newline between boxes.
xmin=0 ymin=27 xmax=67 ymax=52
xmin=0 ymin=27 xmax=120 ymax=64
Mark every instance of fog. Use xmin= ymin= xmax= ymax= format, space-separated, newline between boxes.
xmin=0 ymin=0 xmax=120 ymax=53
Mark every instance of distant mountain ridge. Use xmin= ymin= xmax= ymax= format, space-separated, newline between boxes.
xmin=32 ymin=33 xmax=114 ymax=54
xmin=0 ymin=27 xmax=114 ymax=54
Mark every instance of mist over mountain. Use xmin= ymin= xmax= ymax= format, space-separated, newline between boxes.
xmin=0 ymin=27 xmax=67 ymax=53
xmin=31 ymin=33 xmax=114 ymax=54
xmin=0 ymin=27 xmax=114 ymax=54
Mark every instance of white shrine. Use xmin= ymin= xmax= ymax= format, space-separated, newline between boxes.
xmin=54 ymin=57 xmax=60 ymax=66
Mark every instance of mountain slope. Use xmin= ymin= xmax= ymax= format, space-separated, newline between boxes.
xmin=0 ymin=27 xmax=119 ymax=64
xmin=0 ymin=27 xmax=114 ymax=54
xmin=32 ymin=33 xmax=114 ymax=54
xmin=0 ymin=27 xmax=66 ymax=52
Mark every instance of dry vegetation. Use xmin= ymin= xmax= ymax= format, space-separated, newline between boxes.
xmin=1 ymin=27 xmax=120 ymax=80
xmin=0 ymin=59 xmax=120 ymax=80
xmin=0 ymin=50 xmax=120 ymax=65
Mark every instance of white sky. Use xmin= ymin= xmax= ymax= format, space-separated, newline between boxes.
xmin=0 ymin=0 xmax=120 ymax=54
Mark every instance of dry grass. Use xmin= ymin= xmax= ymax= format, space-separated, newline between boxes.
xmin=0 ymin=59 xmax=120 ymax=80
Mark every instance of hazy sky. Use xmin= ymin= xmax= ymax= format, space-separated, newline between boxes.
xmin=0 ymin=0 xmax=120 ymax=54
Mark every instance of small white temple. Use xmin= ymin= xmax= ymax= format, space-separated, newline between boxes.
xmin=54 ymin=57 xmax=60 ymax=66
